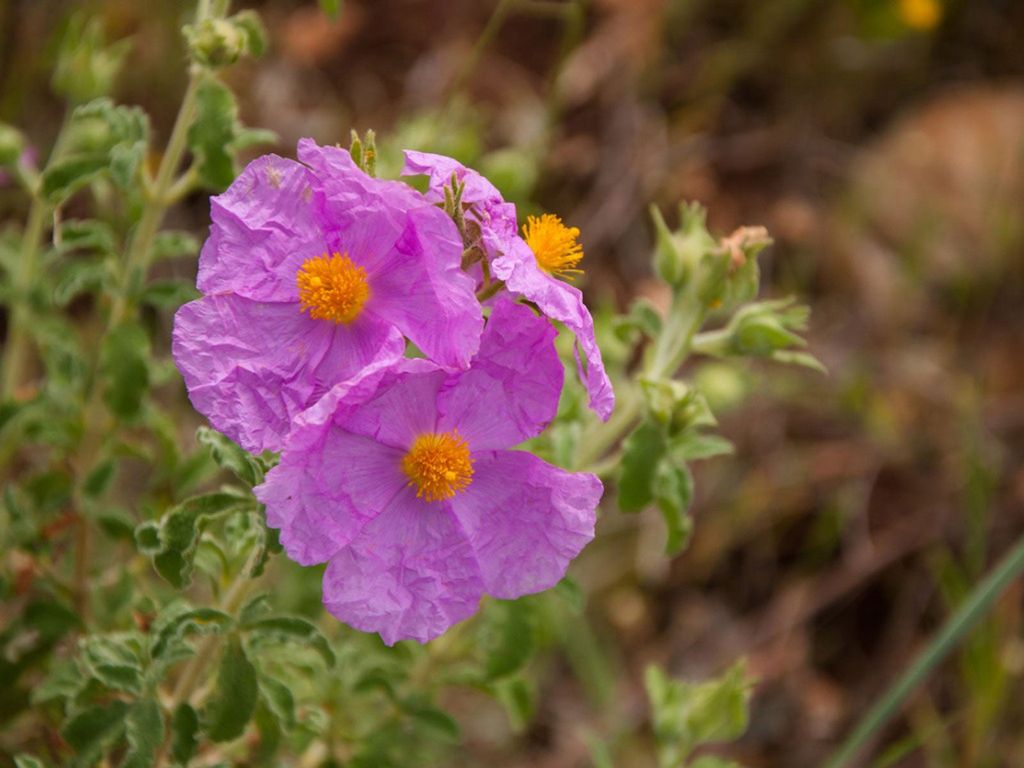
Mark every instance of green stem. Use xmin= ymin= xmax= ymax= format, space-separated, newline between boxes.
xmin=1 ymin=200 xmax=47 ymax=399
xmin=824 ymin=533 xmax=1024 ymax=768
xmin=110 ymin=68 xmax=201 ymax=324
xmin=1 ymin=109 xmax=77 ymax=399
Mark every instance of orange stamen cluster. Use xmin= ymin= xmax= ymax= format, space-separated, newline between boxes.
xmin=296 ymin=253 xmax=370 ymax=324
xmin=402 ymin=431 xmax=474 ymax=502
xmin=523 ymin=214 xmax=584 ymax=279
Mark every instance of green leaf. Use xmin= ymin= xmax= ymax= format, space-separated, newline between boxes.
xmin=645 ymin=661 xmax=752 ymax=765
xmin=122 ymin=700 xmax=164 ymax=768
xmin=171 ymin=703 xmax=200 ymax=766
xmin=259 ymin=674 xmax=297 ymax=730
xmin=243 ymin=616 xmax=336 ymax=668
xmin=319 ymin=0 xmax=342 ymax=19
xmin=197 ymin=426 xmax=265 ymax=486
xmin=203 ymin=637 xmax=259 ymax=742
xmin=150 ymin=607 xmax=233 ymax=661
xmin=62 ymin=700 xmax=129 ymax=767
xmin=100 ymin=320 xmax=150 ymax=421
xmin=404 ymin=702 xmax=460 ymax=743
xmin=31 ymin=658 xmax=86 ymax=705
xmin=653 ymin=461 xmax=694 ymax=556
xmin=14 ymin=756 xmax=46 ymax=768
xmin=151 ymin=230 xmax=200 ymax=261
xmin=188 ymin=77 xmax=237 ymax=189
xmin=480 ymin=600 xmax=534 ymax=680
xmin=139 ymin=279 xmax=200 ymax=309
xmin=82 ymin=457 xmax=116 ymax=498
xmin=80 ymin=633 xmax=144 ymax=694
xmin=493 ymin=677 xmax=533 ymax=732
xmin=672 ymin=432 xmax=734 ymax=461
xmin=53 ymin=258 xmax=110 ymax=306
xmin=141 ymin=490 xmax=253 ymax=588
xmin=41 ymin=153 xmax=107 ymax=202
xmin=619 ymin=420 xmax=667 ymax=512
xmin=56 ymin=219 xmax=116 ymax=254
xmin=237 ymin=593 xmax=273 ymax=625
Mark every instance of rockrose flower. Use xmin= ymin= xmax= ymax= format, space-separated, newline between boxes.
xmin=255 ymin=299 xmax=602 ymax=644
xmin=173 ymin=140 xmax=482 ymax=453
xmin=403 ymin=151 xmax=614 ymax=421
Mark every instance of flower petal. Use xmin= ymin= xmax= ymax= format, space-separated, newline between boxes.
xmin=436 ymin=297 xmax=562 ymax=449
xmin=450 ymin=450 xmax=601 ymax=599
xmin=172 ymin=295 xmax=403 ymax=453
xmin=365 ymin=204 xmax=483 ymax=370
xmin=492 ymin=238 xmax=615 ymax=420
xmin=255 ymin=430 xmax=406 ymax=565
xmin=197 ymin=154 xmax=323 ymax=302
xmin=322 ymin=492 xmax=485 ymax=645
xmin=301 ymin=140 xmax=483 ymax=370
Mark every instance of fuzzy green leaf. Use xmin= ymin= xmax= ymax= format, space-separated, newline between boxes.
xmin=203 ymin=637 xmax=259 ymax=742
xmin=243 ymin=616 xmax=336 ymax=668
xmin=171 ymin=703 xmax=200 ymax=766
xmin=653 ymin=461 xmax=694 ymax=556
xmin=197 ymin=426 xmax=264 ymax=486
xmin=100 ymin=320 xmax=150 ymax=421
xmin=62 ymin=700 xmax=129 ymax=767
xmin=619 ymin=419 xmax=667 ymax=512
xmin=122 ymin=700 xmax=164 ymax=768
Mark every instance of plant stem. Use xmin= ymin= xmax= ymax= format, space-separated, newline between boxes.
xmin=154 ymin=569 xmax=256 ymax=767
xmin=110 ymin=68 xmax=201 ymax=324
xmin=824 ymin=532 xmax=1024 ymax=768
xmin=1 ymin=200 xmax=47 ymax=399
xmin=0 ymin=107 xmax=77 ymax=399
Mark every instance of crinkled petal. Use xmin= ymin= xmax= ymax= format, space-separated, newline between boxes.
xmin=322 ymin=492 xmax=484 ymax=645
xmin=436 ymin=297 xmax=562 ymax=449
xmin=401 ymin=150 xmax=518 ymax=262
xmin=365 ymin=203 xmax=483 ymax=369
xmin=301 ymin=140 xmax=483 ymax=370
xmin=450 ymin=450 xmax=600 ymax=599
xmin=402 ymin=150 xmax=503 ymax=206
xmin=338 ymin=363 xmax=448 ymax=450
xmin=492 ymin=238 xmax=615 ymax=420
xmin=298 ymin=140 xmax=422 ymax=274
xmin=172 ymin=295 xmax=403 ymax=453
xmin=255 ymin=430 xmax=405 ymax=565
xmin=197 ymin=154 xmax=323 ymax=302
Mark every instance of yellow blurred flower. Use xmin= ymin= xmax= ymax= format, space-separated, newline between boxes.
xmin=899 ymin=0 xmax=942 ymax=30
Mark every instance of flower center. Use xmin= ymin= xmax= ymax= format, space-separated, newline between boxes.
xmin=401 ymin=431 xmax=474 ymax=502
xmin=296 ymin=253 xmax=370 ymax=324
xmin=523 ymin=214 xmax=584 ymax=279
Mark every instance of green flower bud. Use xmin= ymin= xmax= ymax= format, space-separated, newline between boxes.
xmin=185 ymin=18 xmax=247 ymax=68
xmin=52 ymin=16 xmax=130 ymax=104
xmin=650 ymin=202 xmax=718 ymax=290
xmin=0 ymin=123 xmax=25 ymax=167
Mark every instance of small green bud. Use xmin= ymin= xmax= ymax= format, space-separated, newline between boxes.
xmin=53 ymin=16 xmax=130 ymax=103
xmin=185 ymin=18 xmax=247 ymax=68
xmin=349 ymin=129 xmax=377 ymax=176
xmin=650 ymin=202 xmax=718 ymax=290
xmin=0 ymin=123 xmax=25 ymax=167
xmin=640 ymin=377 xmax=716 ymax=434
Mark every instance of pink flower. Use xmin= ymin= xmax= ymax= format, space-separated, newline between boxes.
xmin=255 ymin=299 xmax=602 ymax=644
xmin=173 ymin=140 xmax=483 ymax=453
xmin=403 ymin=150 xmax=615 ymax=420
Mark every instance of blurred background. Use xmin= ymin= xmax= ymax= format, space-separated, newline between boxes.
xmin=2 ymin=0 xmax=1024 ymax=765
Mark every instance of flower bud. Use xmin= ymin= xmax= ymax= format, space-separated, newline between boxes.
xmin=0 ymin=123 xmax=25 ymax=168
xmin=185 ymin=18 xmax=247 ymax=68
xmin=650 ymin=202 xmax=717 ymax=290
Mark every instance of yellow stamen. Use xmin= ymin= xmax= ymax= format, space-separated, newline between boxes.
xmin=523 ymin=214 xmax=584 ymax=279
xmin=296 ymin=253 xmax=370 ymax=324
xmin=402 ymin=431 xmax=474 ymax=502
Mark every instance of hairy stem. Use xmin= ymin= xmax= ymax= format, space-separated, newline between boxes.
xmin=1 ymin=200 xmax=47 ymax=399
